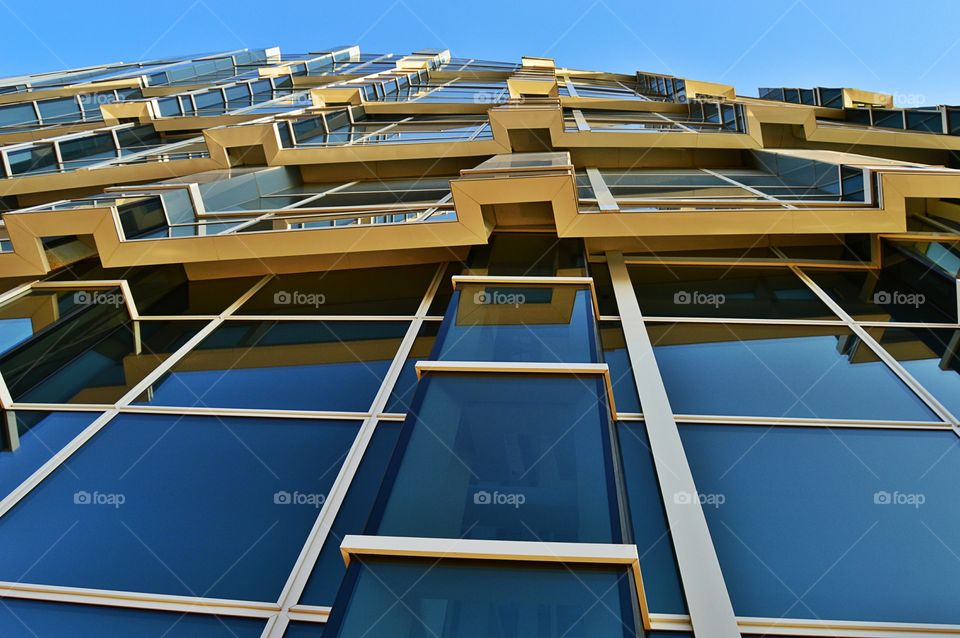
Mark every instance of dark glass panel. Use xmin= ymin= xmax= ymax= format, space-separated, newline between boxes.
xmin=0 ymin=414 xmax=358 ymax=600
xmin=806 ymin=264 xmax=957 ymax=324
xmin=467 ymin=233 xmax=584 ymax=277
xmin=629 ymin=265 xmax=836 ymax=320
xmin=239 ymin=264 xmax=436 ymax=316
xmin=649 ymin=322 xmax=937 ymax=421
xmin=136 ymin=321 xmax=407 ymax=411
xmin=0 ymin=306 xmax=203 ymax=404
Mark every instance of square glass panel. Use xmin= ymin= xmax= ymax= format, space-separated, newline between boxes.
xmin=435 ymin=285 xmax=596 ymax=363
xmin=238 ymin=264 xmax=437 ymax=316
xmin=629 ymin=265 xmax=837 ymax=320
xmin=0 ymin=598 xmax=266 ymax=638
xmin=467 ymin=234 xmax=585 ymax=277
xmin=0 ymin=306 xmax=204 ymax=405
xmin=371 ymin=374 xmax=621 ymax=543
xmin=649 ymin=322 xmax=937 ymax=421
xmin=0 ymin=289 xmax=108 ymax=355
xmin=324 ymin=557 xmax=639 ymax=638
xmin=135 ymin=320 xmax=407 ymax=411
xmin=681 ymin=424 xmax=960 ymax=624
xmin=0 ymin=413 xmax=359 ymax=600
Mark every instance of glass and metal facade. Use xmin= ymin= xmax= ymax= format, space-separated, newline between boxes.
xmin=0 ymin=46 xmax=959 ymax=638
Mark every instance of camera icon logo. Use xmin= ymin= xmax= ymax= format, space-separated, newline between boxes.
xmin=874 ymin=490 xmax=892 ymax=505
xmin=673 ymin=291 xmax=691 ymax=305
xmin=73 ymin=291 xmax=91 ymax=305
xmin=473 ymin=490 xmax=492 ymax=505
xmin=873 ymin=291 xmax=891 ymax=305
xmin=274 ymin=291 xmax=292 ymax=305
xmin=473 ymin=291 xmax=490 ymax=305
xmin=673 ymin=491 xmax=693 ymax=505
xmin=273 ymin=490 xmax=292 ymax=505
xmin=73 ymin=490 xmax=92 ymax=505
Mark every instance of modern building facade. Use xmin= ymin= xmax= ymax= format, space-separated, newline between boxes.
xmin=0 ymin=46 xmax=957 ymax=637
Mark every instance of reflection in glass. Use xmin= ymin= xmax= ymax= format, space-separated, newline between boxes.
xmin=649 ymin=323 xmax=936 ymax=421
xmin=435 ymin=285 xmax=595 ymax=363
xmin=384 ymin=321 xmax=439 ymax=414
xmin=325 ymin=557 xmax=639 ymax=638
xmin=239 ymin=264 xmax=437 ymax=316
xmin=869 ymin=327 xmax=960 ymax=417
xmin=467 ymin=233 xmax=584 ymax=277
xmin=0 ymin=411 xmax=99 ymax=500
xmin=0 ymin=414 xmax=359 ymax=600
xmin=0 ymin=598 xmax=266 ymax=638
xmin=300 ymin=422 xmax=403 ymax=606
xmin=601 ymin=322 xmax=641 ymax=413
xmin=630 ymin=265 xmax=837 ymax=319
xmin=806 ymin=266 xmax=957 ymax=324
xmin=0 ymin=306 xmax=203 ymax=404
xmin=136 ymin=321 xmax=408 ymax=411
xmin=682 ymin=424 xmax=960 ymax=624
xmin=372 ymin=374 xmax=621 ymax=543
xmin=617 ymin=422 xmax=686 ymax=614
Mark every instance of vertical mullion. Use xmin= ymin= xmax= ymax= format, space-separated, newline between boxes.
xmin=268 ymin=263 xmax=446 ymax=631
xmin=606 ymin=250 xmax=741 ymax=638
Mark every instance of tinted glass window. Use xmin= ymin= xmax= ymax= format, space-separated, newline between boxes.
xmin=135 ymin=321 xmax=407 ymax=411
xmin=372 ymin=374 xmax=621 ymax=543
xmin=630 ymin=265 xmax=837 ymax=320
xmin=0 ymin=414 xmax=359 ymax=600
xmin=649 ymin=322 xmax=937 ymax=421
xmin=435 ymin=286 xmax=596 ymax=363
xmin=325 ymin=557 xmax=639 ymax=638
xmin=601 ymin=322 xmax=640 ymax=413
xmin=682 ymin=424 xmax=960 ymax=624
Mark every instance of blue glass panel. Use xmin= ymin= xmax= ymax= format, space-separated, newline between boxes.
xmin=0 ymin=317 xmax=32 ymax=354
xmin=649 ymin=323 xmax=937 ymax=421
xmin=0 ymin=414 xmax=359 ymax=600
xmin=601 ymin=322 xmax=641 ymax=413
xmin=285 ymin=621 xmax=324 ymax=637
xmin=325 ymin=557 xmax=639 ymax=638
xmin=300 ymin=422 xmax=403 ymax=606
xmin=617 ymin=422 xmax=686 ymax=614
xmin=136 ymin=321 xmax=407 ymax=411
xmin=372 ymin=374 xmax=621 ymax=543
xmin=0 ymin=598 xmax=265 ymax=637
xmin=0 ymin=306 xmax=204 ymax=404
xmin=682 ymin=424 xmax=960 ymax=624
xmin=874 ymin=327 xmax=960 ymax=417
xmin=435 ymin=286 xmax=596 ymax=363
xmin=384 ymin=321 xmax=439 ymax=414
xmin=0 ymin=411 xmax=98 ymax=500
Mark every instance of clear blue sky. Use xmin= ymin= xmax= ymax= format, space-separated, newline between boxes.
xmin=1 ymin=0 xmax=958 ymax=107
